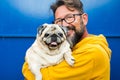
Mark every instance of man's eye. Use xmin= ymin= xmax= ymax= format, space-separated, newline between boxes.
xmin=66 ymin=16 xmax=73 ymax=20
xmin=55 ymin=19 xmax=61 ymax=24
xmin=67 ymin=16 xmax=73 ymax=18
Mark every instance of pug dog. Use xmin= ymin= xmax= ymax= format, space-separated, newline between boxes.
xmin=25 ymin=23 xmax=75 ymax=80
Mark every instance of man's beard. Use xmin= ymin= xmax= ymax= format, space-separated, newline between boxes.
xmin=67 ymin=21 xmax=84 ymax=48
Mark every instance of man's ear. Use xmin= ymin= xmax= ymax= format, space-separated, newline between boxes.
xmin=82 ymin=13 xmax=88 ymax=25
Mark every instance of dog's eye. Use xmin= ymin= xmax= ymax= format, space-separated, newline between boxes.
xmin=58 ymin=33 xmax=63 ymax=37
xmin=44 ymin=33 xmax=49 ymax=37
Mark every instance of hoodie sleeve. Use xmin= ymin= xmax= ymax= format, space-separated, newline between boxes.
xmin=22 ymin=62 xmax=35 ymax=80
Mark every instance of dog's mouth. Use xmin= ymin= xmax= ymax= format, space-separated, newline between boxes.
xmin=49 ymin=42 xmax=58 ymax=49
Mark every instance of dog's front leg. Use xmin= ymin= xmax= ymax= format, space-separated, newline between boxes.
xmin=30 ymin=64 xmax=42 ymax=80
xmin=64 ymin=50 xmax=75 ymax=66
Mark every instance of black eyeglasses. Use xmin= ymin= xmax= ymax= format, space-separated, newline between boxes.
xmin=54 ymin=13 xmax=83 ymax=25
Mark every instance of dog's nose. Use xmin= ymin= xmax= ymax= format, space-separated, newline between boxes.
xmin=51 ymin=34 xmax=57 ymax=42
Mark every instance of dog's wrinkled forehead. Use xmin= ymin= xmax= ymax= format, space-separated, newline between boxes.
xmin=37 ymin=23 xmax=67 ymax=35
xmin=48 ymin=24 xmax=61 ymax=32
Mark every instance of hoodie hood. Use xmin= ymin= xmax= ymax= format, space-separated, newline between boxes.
xmin=73 ymin=34 xmax=111 ymax=59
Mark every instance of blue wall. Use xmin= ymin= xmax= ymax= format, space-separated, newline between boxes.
xmin=0 ymin=0 xmax=120 ymax=80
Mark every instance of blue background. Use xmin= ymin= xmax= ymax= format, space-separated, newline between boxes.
xmin=0 ymin=0 xmax=120 ymax=80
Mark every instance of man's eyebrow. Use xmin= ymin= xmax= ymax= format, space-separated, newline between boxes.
xmin=55 ymin=17 xmax=63 ymax=21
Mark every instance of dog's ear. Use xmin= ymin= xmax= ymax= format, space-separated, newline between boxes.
xmin=59 ymin=25 xmax=68 ymax=36
xmin=37 ymin=25 xmax=44 ymax=35
xmin=37 ymin=23 xmax=48 ymax=35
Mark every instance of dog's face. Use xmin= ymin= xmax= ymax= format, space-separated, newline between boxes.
xmin=37 ymin=23 xmax=67 ymax=50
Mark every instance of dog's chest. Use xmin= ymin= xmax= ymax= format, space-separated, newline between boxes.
xmin=45 ymin=52 xmax=64 ymax=65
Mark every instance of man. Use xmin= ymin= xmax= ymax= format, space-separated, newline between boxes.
xmin=22 ymin=0 xmax=111 ymax=80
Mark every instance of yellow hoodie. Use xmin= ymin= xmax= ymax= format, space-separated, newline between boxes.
xmin=22 ymin=34 xmax=111 ymax=80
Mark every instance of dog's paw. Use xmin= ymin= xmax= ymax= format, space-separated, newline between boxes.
xmin=69 ymin=57 xmax=75 ymax=66
xmin=67 ymin=56 xmax=75 ymax=66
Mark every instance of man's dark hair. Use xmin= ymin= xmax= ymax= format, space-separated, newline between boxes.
xmin=51 ymin=0 xmax=84 ymax=15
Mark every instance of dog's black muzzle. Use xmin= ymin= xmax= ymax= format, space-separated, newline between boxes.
xmin=51 ymin=34 xmax=57 ymax=42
